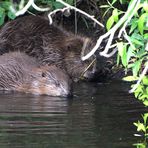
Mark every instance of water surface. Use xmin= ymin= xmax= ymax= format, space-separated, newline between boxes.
xmin=0 ymin=81 xmax=146 ymax=148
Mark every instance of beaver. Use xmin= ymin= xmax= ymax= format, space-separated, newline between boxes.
xmin=0 ymin=52 xmax=72 ymax=97
xmin=0 ymin=15 xmax=96 ymax=81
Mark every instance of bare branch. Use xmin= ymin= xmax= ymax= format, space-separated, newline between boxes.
xmin=48 ymin=7 xmax=69 ymax=24
xmin=100 ymin=32 xmax=114 ymax=56
xmin=32 ymin=1 xmax=50 ymax=12
xmin=56 ymin=0 xmax=104 ymax=27
xmin=100 ymin=48 xmax=118 ymax=58
xmin=15 ymin=0 xmax=50 ymax=16
xmin=15 ymin=0 xmax=33 ymax=16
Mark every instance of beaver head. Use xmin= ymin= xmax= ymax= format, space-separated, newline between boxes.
xmin=19 ymin=65 xmax=72 ymax=97
xmin=61 ymin=36 xmax=97 ymax=81
xmin=0 ymin=52 xmax=72 ymax=97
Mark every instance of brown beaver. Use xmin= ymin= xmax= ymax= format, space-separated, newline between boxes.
xmin=0 ymin=52 xmax=72 ymax=97
xmin=0 ymin=15 xmax=96 ymax=81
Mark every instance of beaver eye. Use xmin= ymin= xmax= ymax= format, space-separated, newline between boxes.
xmin=42 ymin=72 xmax=46 ymax=77
xmin=55 ymin=82 xmax=60 ymax=87
xmin=67 ymin=45 xmax=71 ymax=50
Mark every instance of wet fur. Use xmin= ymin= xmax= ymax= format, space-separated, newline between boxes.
xmin=0 ymin=15 xmax=96 ymax=80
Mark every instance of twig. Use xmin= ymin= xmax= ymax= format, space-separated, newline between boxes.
xmin=32 ymin=1 xmax=50 ymax=12
xmin=48 ymin=7 xmax=69 ymax=24
xmin=101 ymin=48 xmax=118 ymax=58
xmin=15 ymin=0 xmax=33 ymax=16
xmin=56 ymin=0 xmax=104 ymax=27
xmin=80 ymin=58 xmax=96 ymax=78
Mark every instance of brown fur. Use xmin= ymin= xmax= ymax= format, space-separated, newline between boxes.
xmin=0 ymin=52 xmax=72 ymax=97
xmin=0 ymin=15 xmax=96 ymax=81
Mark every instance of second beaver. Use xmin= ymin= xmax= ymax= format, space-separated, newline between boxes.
xmin=0 ymin=52 xmax=72 ymax=97
xmin=0 ymin=15 xmax=97 ymax=81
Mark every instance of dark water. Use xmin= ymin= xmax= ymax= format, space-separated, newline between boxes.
xmin=0 ymin=81 xmax=146 ymax=148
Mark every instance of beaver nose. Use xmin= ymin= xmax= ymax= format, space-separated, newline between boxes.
xmin=83 ymin=71 xmax=95 ymax=80
xmin=62 ymin=88 xmax=73 ymax=98
xmin=66 ymin=92 xmax=73 ymax=98
xmin=63 ymin=86 xmax=73 ymax=98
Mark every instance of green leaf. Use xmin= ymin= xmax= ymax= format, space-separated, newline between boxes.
xmin=137 ymin=123 xmax=146 ymax=132
xmin=131 ymin=37 xmax=144 ymax=46
xmin=146 ymin=86 xmax=148 ymax=92
xmin=126 ymin=46 xmax=135 ymax=64
xmin=132 ymin=60 xmax=142 ymax=76
xmin=121 ymin=45 xmax=127 ymax=67
xmin=0 ymin=7 xmax=5 ymax=26
xmin=139 ymin=94 xmax=148 ymax=100
xmin=133 ymin=122 xmax=138 ymax=127
xmin=127 ymin=63 xmax=135 ymax=68
xmin=117 ymin=42 xmax=124 ymax=56
xmin=0 ymin=2 xmax=11 ymax=10
xmin=142 ymin=113 xmax=148 ymax=124
xmin=7 ymin=11 xmax=16 ymax=20
xmin=123 ymin=76 xmax=139 ymax=82
xmin=129 ymin=19 xmax=138 ymax=34
xmin=53 ymin=2 xmax=64 ymax=9
xmin=144 ymin=33 xmax=148 ymax=39
xmin=143 ymin=100 xmax=148 ymax=106
xmin=138 ymin=13 xmax=148 ymax=35
xmin=143 ymin=1 xmax=148 ymax=13
xmin=131 ymin=32 xmax=144 ymax=42
xmin=117 ymin=42 xmax=127 ymax=67
xmin=142 ymin=76 xmax=148 ymax=85
xmin=66 ymin=0 xmax=74 ymax=5
xmin=112 ymin=8 xmax=119 ymax=22
xmin=106 ymin=15 xmax=114 ymax=31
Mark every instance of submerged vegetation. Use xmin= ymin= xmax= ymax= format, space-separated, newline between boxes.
xmin=0 ymin=0 xmax=147 ymax=144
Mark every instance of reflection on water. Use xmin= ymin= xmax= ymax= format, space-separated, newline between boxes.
xmin=0 ymin=81 xmax=146 ymax=148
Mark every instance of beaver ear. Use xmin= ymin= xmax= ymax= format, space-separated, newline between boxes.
xmin=65 ymin=37 xmax=84 ymax=51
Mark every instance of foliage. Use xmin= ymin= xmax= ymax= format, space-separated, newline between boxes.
xmin=133 ymin=142 xmax=147 ymax=148
xmin=0 ymin=0 xmax=75 ymax=26
xmin=133 ymin=113 xmax=148 ymax=148
xmin=104 ymin=0 xmax=148 ymax=103
xmin=134 ymin=113 xmax=148 ymax=137
xmin=0 ymin=1 xmax=16 ymax=25
xmin=102 ymin=0 xmax=148 ymax=140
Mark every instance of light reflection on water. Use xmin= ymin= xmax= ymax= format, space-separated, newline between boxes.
xmin=0 ymin=81 xmax=146 ymax=148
